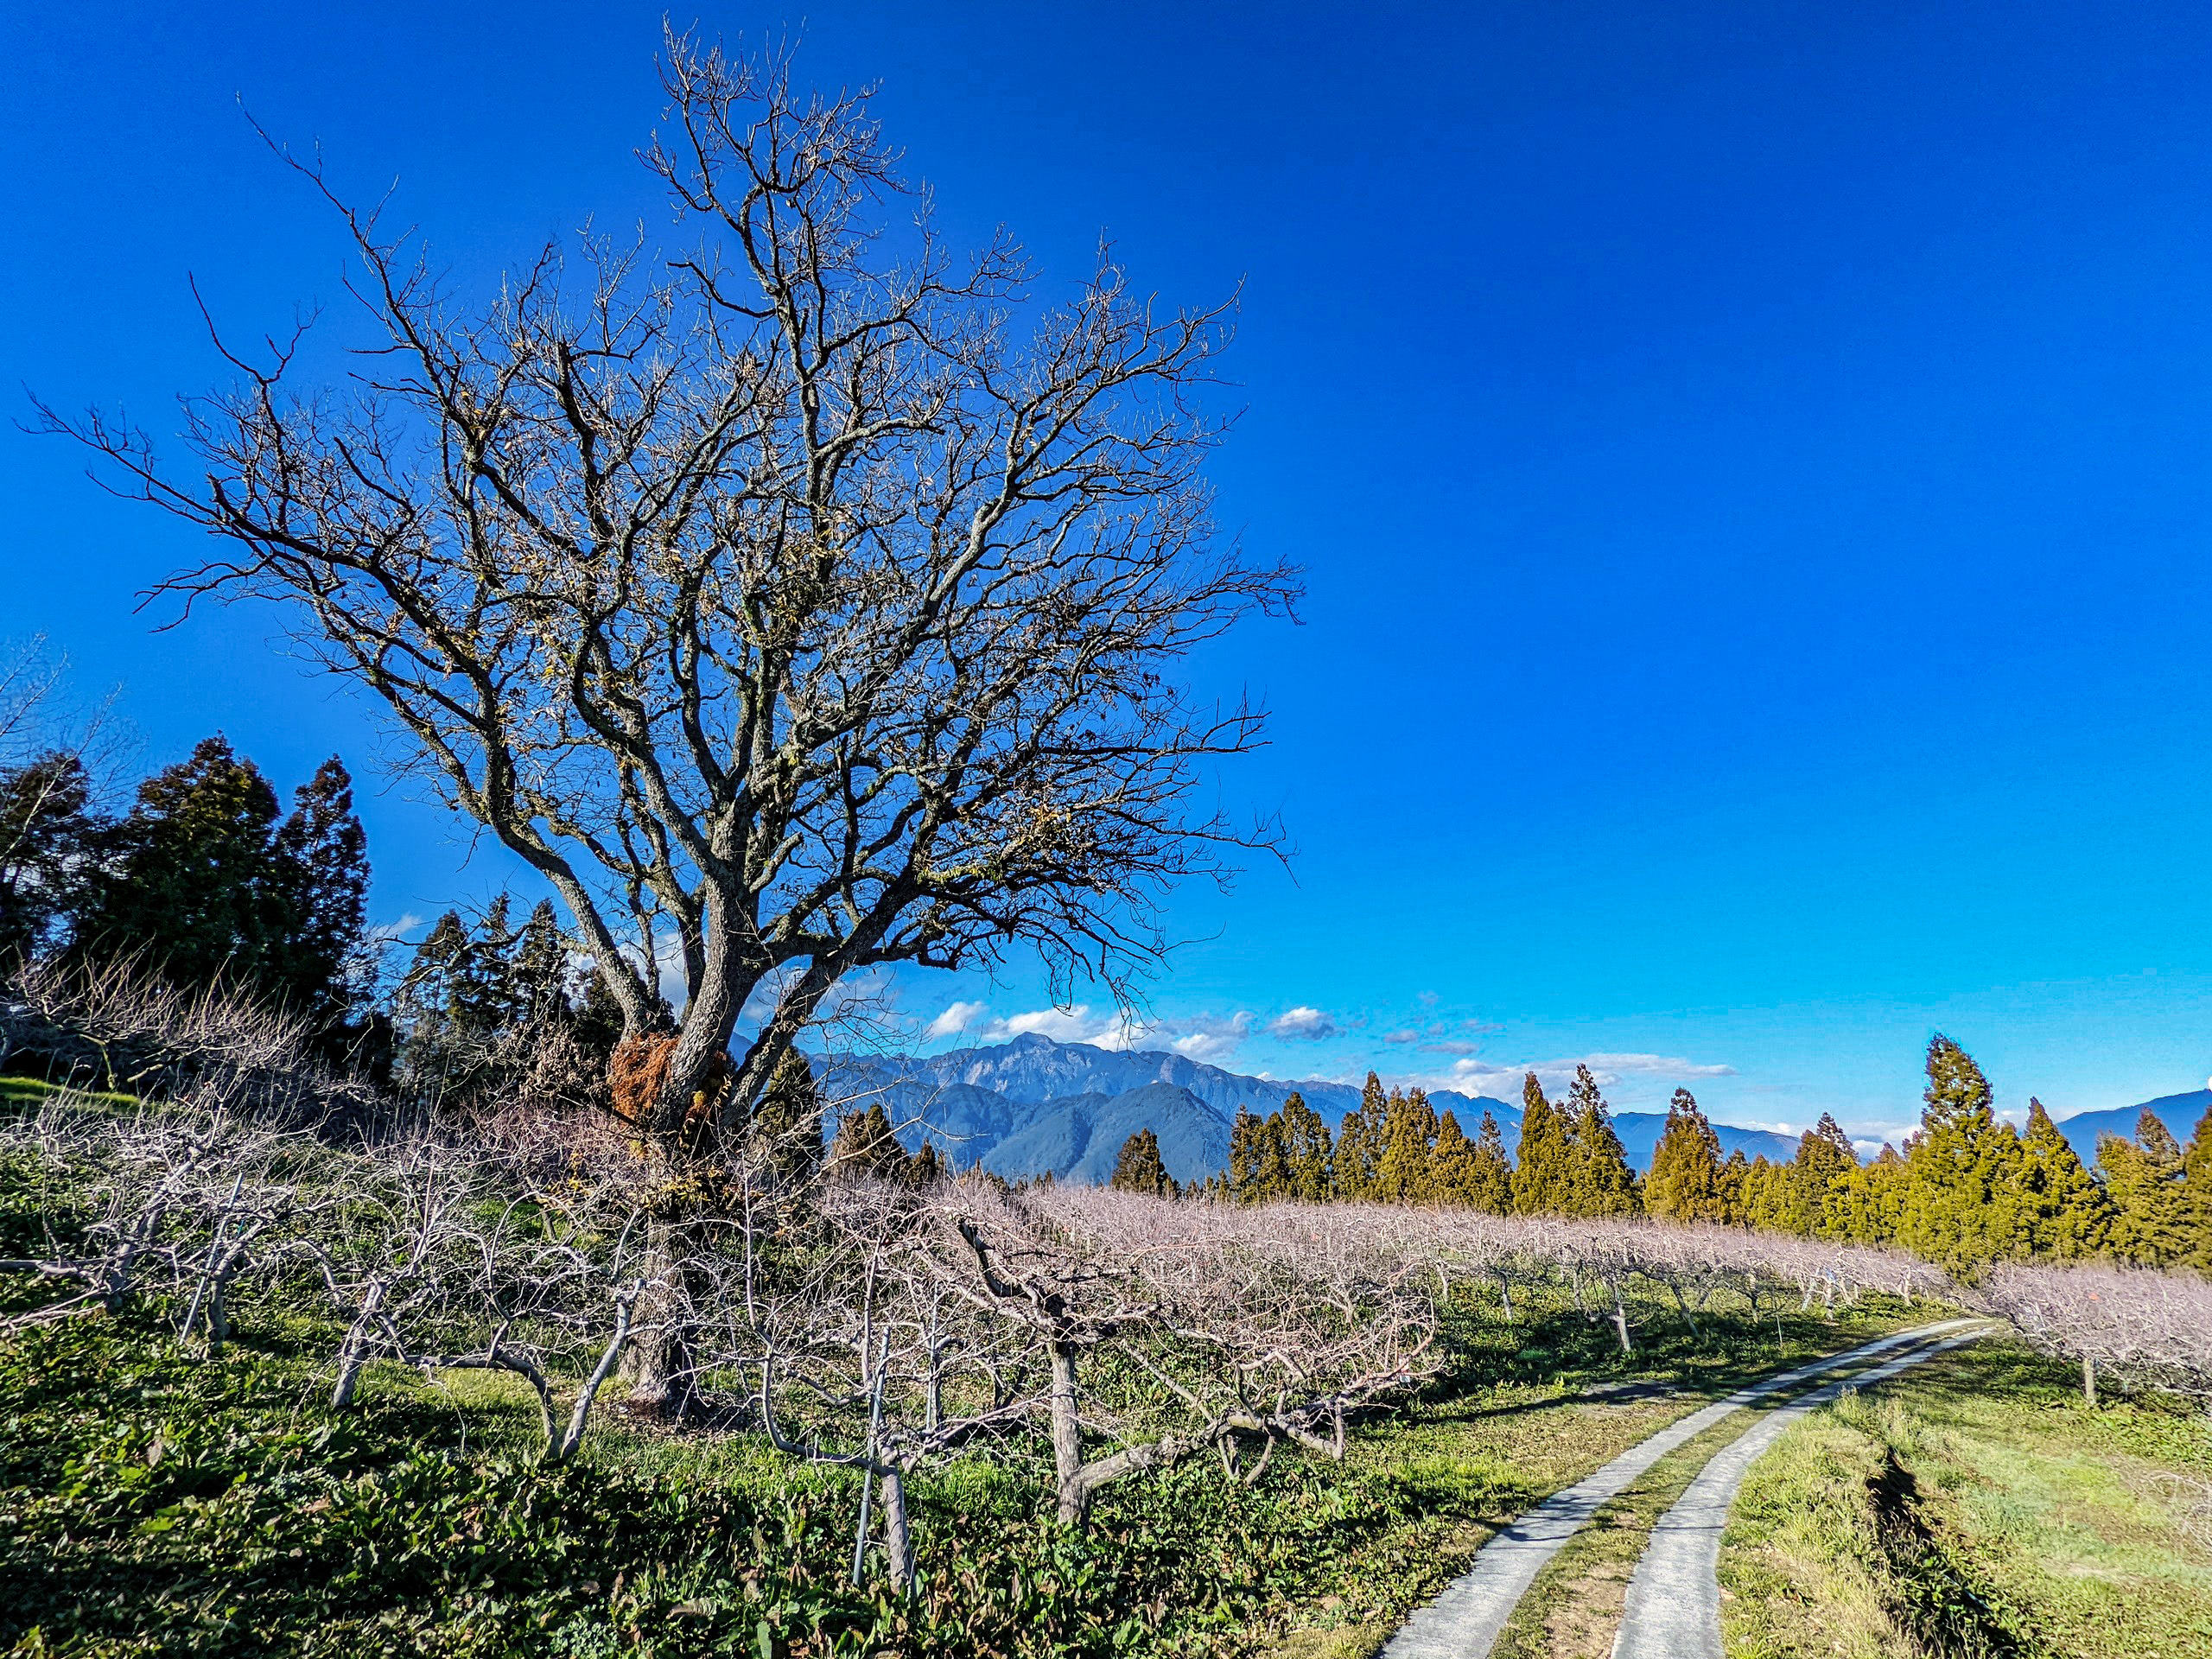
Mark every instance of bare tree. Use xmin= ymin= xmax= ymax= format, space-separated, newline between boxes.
xmin=1975 ymin=1260 xmax=2212 ymax=1407
xmin=46 ymin=31 xmax=1293 ymax=1145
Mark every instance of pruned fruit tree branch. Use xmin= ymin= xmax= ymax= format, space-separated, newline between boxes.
xmin=42 ymin=29 xmax=1295 ymax=1142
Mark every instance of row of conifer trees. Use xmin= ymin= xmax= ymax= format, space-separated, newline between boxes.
xmin=1109 ymin=1036 xmax=2212 ymax=1274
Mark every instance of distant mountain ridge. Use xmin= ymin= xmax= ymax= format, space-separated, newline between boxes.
xmin=2055 ymin=1090 xmax=2211 ymax=1166
xmin=819 ymin=1033 xmax=1800 ymax=1184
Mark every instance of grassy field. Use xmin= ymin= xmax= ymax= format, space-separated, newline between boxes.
xmin=1721 ymin=1339 xmax=2212 ymax=1659
xmin=0 ymin=1237 xmax=1933 ymax=1659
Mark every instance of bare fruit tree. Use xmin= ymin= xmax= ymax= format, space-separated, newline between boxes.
xmin=48 ymin=31 xmax=1293 ymax=1141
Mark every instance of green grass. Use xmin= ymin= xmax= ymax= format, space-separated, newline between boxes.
xmin=0 ymin=1263 xmax=1934 ymax=1658
xmin=1720 ymin=1340 xmax=2212 ymax=1659
xmin=1491 ymin=1407 xmax=1760 ymax=1659
xmin=0 ymin=1077 xmax=137 ymax=1115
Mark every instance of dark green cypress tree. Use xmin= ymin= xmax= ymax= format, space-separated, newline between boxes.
xmin=2182 ymin=1107 xmax=2212 ymax=1271
xmin=73 ymin=735 xmax=289 ymax=991
xmin=1278 ymin=1091 xmax=1335 ymax=1200
xmin=1645 ymin=1087 xmax=1725 ymax=1223
xmin=1512 ymin=1072 xmax=1569 ymax=1215
xmin=1228 ymin=1106 xmax=1265 ymax=1202
xmin=1335 ymin=1074 xmax=1389 ymax=1200
xmin=1564 ymin=1065 xmax=1638 ymax=1217
xmin=264 ymin=756 xmax=371 ymax=1039
xmin=1468 ymin=1109 xmax=1515 ymax=1215
xmin=1429 ymin=1110 xmax=1479 ymax=1205
xmin=1897 ymin=1034 xmax=2024 ymax=1269
xmin=2014 ymin=1098 xmax=2109 ymax=1259
xmin=0 ymin=750 xmax=103 ymax=969
xmin=1112 ymin=1128 xmax=1174 ymax=1198
xmin=1254 ymin=1111 xmax=1293 ymax=1198
xmin=830 ymin=1103 xmax=911 ymax=1180
xmin=1788 ymin=1114 xmax=1858 ymax=1236
xmin=1377 ymin=1085 xmax=1440 ymax=1204
xmin=749 ymin=1045 xmax=827 ymax=1188
xmin=2101 ymin=1111 xmax=2189 ymax=1265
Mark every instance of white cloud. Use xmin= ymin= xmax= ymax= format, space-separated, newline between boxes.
xmin=1268 ymin=1006 xmax=1338 ymax=1041
xmin=1382 ymin=1029 xmax=1421 ymax=1046
xmin=1579 ymin=1052 xmax=1737 ymax=1079
xmin=924 ymin=1002 xmax=1254 ymax=1060
xmin=924 ymin=1000 xmax=991 ymax=1041
xmin=1420 ymin=1051 xmax=1738 ymax=1097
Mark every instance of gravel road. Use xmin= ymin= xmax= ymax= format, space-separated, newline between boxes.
xmin=1378 ymin=1319 xmax=1980 ymax=1659
xmin=1606 ymin=1326 xmax=1989 ymax=1659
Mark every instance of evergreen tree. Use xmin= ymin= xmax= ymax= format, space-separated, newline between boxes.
xmin=0 ymin=750 xmax=103 ymax=968
xmin=1718 ymin=1148 xmax=1750 ymax=1225
xmin=1429 ymin=1110 xmax=1480 ymax=1205
xmin=1645 ymin=1087 xmax=1726 ymax=1223
xmin=1111 ymin=1128 xmax=1175 ymax=1198
xmin=1789 ymin=1114 xmax=1858 ymax=1237
xmin=68 ymin=740 xmax=371 ymax=1058
xmin=1895 ymin=1034 xmax=2024 ymax=1270
xmin=1512 ymin=1072 xmax=1570 ymax=1215
xmin=749 ymin=1045 xmax=827 ymax=1188
xmin=2014 ymin=1098 xmax=2110 ymax=1258
xmin=1334 ymin=1073 xmax=1389 ymax=1201
xmin=2101 ymin=1112 xmax=2189 ymax=1266
xmin=829 ymin=1103 xmax=911 ymax=1180
xmin=1376 ymin=1085 xmax=1440 ymax=1203
xmin=1563 ymin=1065 xmax=1637 ymax=1217
xmin=264 ymin=756 xmax=372 ymax=1034
xmin=1467 ymin=1109 xmax=1515 ymax=1215
xmin=909 ymin=1141 xmax=944 ymax=1187
xmin=1277 ymin=1092 xmax=1335 ymax=1200
xmin=1739 ymin=1155 xmax=1792 ymax=1232
xmin=1254 ymin=1112 xmax=1293 ymax=1199
xmin=1228 ymin=1106 xmax=1266 ymax=1203
xmin=1827 ymin=1143 xmax=1907 ymax=1245
xmin=2183 ymin=1108 xmax=2212 ymax=1272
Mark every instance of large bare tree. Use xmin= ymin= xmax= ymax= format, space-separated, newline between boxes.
xmin=49 ymin=34 xmax=1293 ymax=1142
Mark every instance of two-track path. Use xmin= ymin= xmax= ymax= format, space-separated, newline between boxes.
xmin=1607 ymin=1325 xmax=1988 ymax=1659
xmin=1379 ymin=1319 xmax=1984 ymax=1659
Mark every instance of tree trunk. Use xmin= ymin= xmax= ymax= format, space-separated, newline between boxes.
xmin=622 ymin=1213 xmax=695 ymax=1417
xmin=1049 ymin=1339 xmax=1086 ymax=1526
xmin=2082 ymin=1352 xmax=2097 ymax=1408
xmin=1611 ymin=1289 xmax=1634 ymax=1357
xmin=880 ymin=1466 xmax=913 ymax=1594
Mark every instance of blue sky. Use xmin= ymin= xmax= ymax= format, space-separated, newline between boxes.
xmin=7 ymin=2 xmax=2212 ymax=1147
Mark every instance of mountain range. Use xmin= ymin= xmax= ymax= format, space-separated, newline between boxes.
xmin=819 ymin=1033 xmax=1802 ymax=1185
xmin=2050 ymin=1089 xmax=2211 ymax=1163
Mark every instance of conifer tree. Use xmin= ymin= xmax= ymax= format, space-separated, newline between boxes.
xmin=829 ymin=1103 xmax=911 ymax=1180
xmin=1718 ymin=1148 xmax=1750 ymax=1225
xmin=1645 ymin=1087 xmax=1726 ymax=1223
xmin=1468 ymin=1109 xmax=1515 ymax=1215
xmin=1228 ymin=1107 xmax=1265 ymax=1203
xmin=1376 ymin=1085 xmax=1440 ymax=1204
xmin=1896 ymin=1034 xmax=2024 ymax=1270
xmin=72 ymin=737 xmax=371 ymax=1046
xmin=1512 ymin=1072 xmax=1570 ymax=1215
xmin=1563 ymin=1065 xmax=1638 ymax=1217
xmin=1334 ymin=1074 xmax=1389 ymax=1201
xmin=748 ymin=1045 xmax=827 ymax=1188
xmin=2101 ymin=1112 xmax=2189 ymax=1266
xmin=1277 ymin=1092 xmax=1335 ymax=1200
xmin=1111 ymin=1128 xmax=1174 ymax=1198
xmin=1739 ymin=1155 xmax=1792 ymax=1232
xmin=1255 ymin=1112 xmax=1293 ymax=1199
xmin=2014 ymin=1098 xmax=2109 ymax=1259
xmin=1788 ymin=1114 xmax=1858 ymax=1236
xmin=1428 ymin=1110 xmax=1479 ymax=1206
xmin=2183 ymin=1108 xmax=2212 ymax=1272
